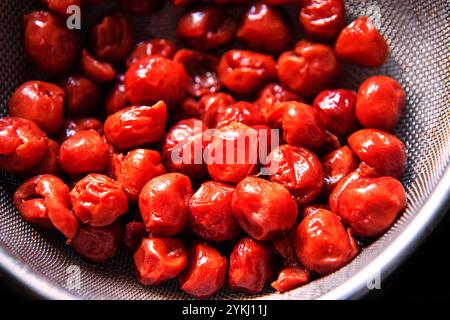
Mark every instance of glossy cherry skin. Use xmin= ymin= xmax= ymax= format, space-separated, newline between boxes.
xmin=179 ymin=242 xmax=228 ymax=298
xmin=356 ymin=76 xmax=406 ymax=132
xmin=172 ymin=97 xmax=203 ymax=122
xmin=40 ymin=0 xmax=82 ymax=16
xmin=59 ymin=130 xmax=110 ymax=175
xmin=231 ymin=177 xmax=298 ymax=241
xmin=278 ymin=40 xmax=339 ymax=96
xmin=265 ymin=101 xmax=327 ymax=151
xmin=173 ymin=0 xmax=192 ymax=5
xmin=105 ymin=74 xmax=130 ymax=115
xmin=126 ymin=39 xmax=176 ymax=68
xmin=299 ymin=0 xmax=345 ymax=40
xmin=134 ymin=238 xmax=188 ymax=285
xmin=219 ymin=50 xmax=277 ymax=95
xmin=70 ymin=173 xmax=128 ymax=227
xmin=216 ymin=101 xmax=265 ymax=129
xmin=199 ymin=93 xmax=235 ymax=128
xmin=337 ymin=177 xmax=407 ymax=237
xmin=89 ymin=12 xmax=133 ymax=63
xmin=173 ymin=49 xmax=221 ymax=98
xmin=139 ymin=173 xmax=193 ymax=237
xmin=176 ymin=6 xmax=236 ymax=50
xmin=125 ymin=56 xmax=187 ymax=108
xmin=320 ymin=146 xmax=360 ymax=197
xmin=263 ymin=100 xmax=291 ymax=129
xmin=271 ymin=263 xmax=311 ymax=293
xmin=237 ymin=3 xmax=292 ymax=53
xmin=104 ymin=102 xmax=167 ymax=150
xmin=29 ymin=139 xmax=60 ymax=176
xmin=348 ymin=129 xmax=407 ymax=178
xmin=71 ymin=220 xmax=124 ymax=263
xmin=162 ymin=118 xmax=209 ymax=180
xmin=256 ymin=83 xmax=303 ymax=123
xmin=302 ymin=204 xmax=331 ymax=217
xmin=189 ymin=181 xmax=241 ymax=242
xmin=329 ymin=162 xmax=379 ymax=213
xmin=265 ymin=145 xmax=324 ymax=206
xmin=109 ymin=149 xmax=166 ymax=202
xmin=80 ymin=49 xmax=117 ymax=83
xmin=319 ymin=130 xmax=342 ymax=155
xmin=120 ymin=0 xmax=163 ymax=13
xmin=294 ymin=207 xmax=358 ymax=275
xmin=12 ymin=175 xmax=54 ymax=229
xmin=206 ymin=122 xmax=258 ymax=184
xmin=213 ymin=0 xmax=301 ymax=4
xmin=124 ymin=221 xmax=147 ymax=252
xmin=229 ymin=237 xmax=273 ymax=294
xmin=0 ymin=117 xmax=48 ymax=174
xmin=313 ymin=89 xmax=358 ymax=137
xmin=261 ymin=0 xmax=301 ymax=4
xmin=251 ymin=124 xmax=280 ymax=164
xmin=8 ymin=81 xmax=64 ymax=135
xmin=60 ymin=75 xmax=101 ymax=116
xmin=23 ymin=11 xmax=77 ymax=76
xmin=280 ymin=102 xmax=326 ymax=152
xmin=335 ymin=16 xmax=388 ymax=67
xmin=272 ymin=228 xmax=297 ymax=262
xmin=59 ymin=118 xmax=103 ymax=143
xmin=14 ymin=174 xmax=78 ymax=243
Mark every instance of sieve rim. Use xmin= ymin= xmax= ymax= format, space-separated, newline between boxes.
xmin=0 ymin=245 xmax=78 ymax=300
xmin=1 ymin=164 xmax=449 ymax=300
xmin=321 ymin=165 xmax=450 ymax=300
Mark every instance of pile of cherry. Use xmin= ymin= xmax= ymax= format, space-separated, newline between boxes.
xmin=0 ymin=0 xmax=407 ymax=298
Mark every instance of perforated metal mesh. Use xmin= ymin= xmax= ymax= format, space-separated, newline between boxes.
xmin=0 ymin=0 xmax=449 ymax=300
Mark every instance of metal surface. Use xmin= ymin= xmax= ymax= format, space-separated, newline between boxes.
xmin=0 ymin=0 xmax=449 ymax=300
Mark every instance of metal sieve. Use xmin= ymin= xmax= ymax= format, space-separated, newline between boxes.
xmin=0 ymin=0 xmax=449 ymax=300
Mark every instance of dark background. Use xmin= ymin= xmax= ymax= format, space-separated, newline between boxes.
xmin=1 ymin=209 xmax=449 ymax=300
xmin=364 ymin=208 xmax=450 ymax=300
